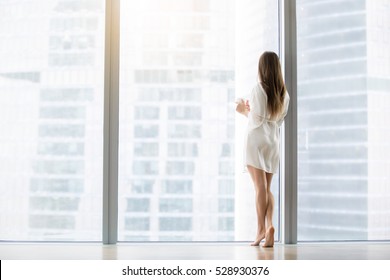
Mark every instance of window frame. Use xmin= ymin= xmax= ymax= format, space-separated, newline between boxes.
xmin=103 ymin=0 xmax=120 ymax=245
xmin=280 ymin=0 xmax=298 ymax=244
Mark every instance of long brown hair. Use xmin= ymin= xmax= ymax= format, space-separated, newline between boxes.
xmin=258 ymin=51 xmax=286 ymax=119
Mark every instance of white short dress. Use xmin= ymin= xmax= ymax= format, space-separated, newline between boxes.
xmin=243 ymin=83 xmax=290 ymax=174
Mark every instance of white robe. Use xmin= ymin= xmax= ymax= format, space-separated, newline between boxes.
xmin=242 ymin=83 xmax=289 ymax=174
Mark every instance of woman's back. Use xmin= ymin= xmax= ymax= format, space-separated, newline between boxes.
xmin=247 ymin=82 xmax=290 ymax=131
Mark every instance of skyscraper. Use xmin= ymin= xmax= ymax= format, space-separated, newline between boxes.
xmin=297 ymin=0 xmax=390 ymax=241
xmin=118 ymin=0 xmax=236 ymax=241
xmin=0 ymin=0 xmax=105 ymax=241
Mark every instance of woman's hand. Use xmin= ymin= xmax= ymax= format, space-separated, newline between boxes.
xmin=245 ymin=100 xmax=250 ymax=112
xmin=235 ymin=99 xmax=250 ymax=117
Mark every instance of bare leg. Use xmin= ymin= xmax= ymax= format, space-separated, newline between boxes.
xmin=247 ymin=165 xmax=267 ymax=246
xmin=265 ymin=172 xmax=274 ymax=229
xmin=263 ymin=172 xmax=275 ymax=247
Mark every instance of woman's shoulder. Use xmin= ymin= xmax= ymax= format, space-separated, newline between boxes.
xmin=284 ymin=91 xmax=290 ymax=104
xmin=253 ymin=82 xmax=263 ymax=92
xmin=252 ymin=82 xmax=267 ymax=99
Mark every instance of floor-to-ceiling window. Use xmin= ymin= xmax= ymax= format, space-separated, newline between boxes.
xmin=118 ymin=0 xmax=280 ymax=242
xmin=0 ymin=0 xmax=283 ymax=242
xmin=297 ymin=0 xmax=390 ymax=241
xmin=0 ymin=0 xmax=105 ymax=241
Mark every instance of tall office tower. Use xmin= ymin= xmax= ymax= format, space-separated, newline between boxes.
xmin=366 ymin=0 xmax=390 ymax=240
xmin=0 ymin=0 xmax=104 ymax=241
xmin=31 ymin=0 xmax=104 ymax=241
xmin=118 ymin=0 xmax=236 ymax=241
xmin=0 ymin=78 xmax=40 ymax=240
xmin=297 ymin=0 xmax=390 ymax=240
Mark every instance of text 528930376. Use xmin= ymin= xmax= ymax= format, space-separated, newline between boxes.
xmin=215 ymin=266 xmax=269 ymax=276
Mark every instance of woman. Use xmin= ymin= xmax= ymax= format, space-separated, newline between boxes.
xmin=236 ymin=51 xmax=289 ymax=247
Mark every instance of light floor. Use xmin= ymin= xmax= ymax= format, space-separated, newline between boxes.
xmin=1 ymin=242 xmax=390 ymax=260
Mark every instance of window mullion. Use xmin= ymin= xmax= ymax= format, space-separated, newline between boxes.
xmin=103 ymin=0 xmax=120 ymax=245
xmin=280 ymin=0 xmax=298 ymax=244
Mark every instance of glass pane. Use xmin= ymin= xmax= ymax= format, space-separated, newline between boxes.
xmin=235 ymin=0 xmax=280 ymax=242
xmin=297 ymin=0 xmax=390 ymax=241
xmin=118 ymin=0 xmax=279 ymax=241
xmin=0 ymin=0 xmax=105 ymax=241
